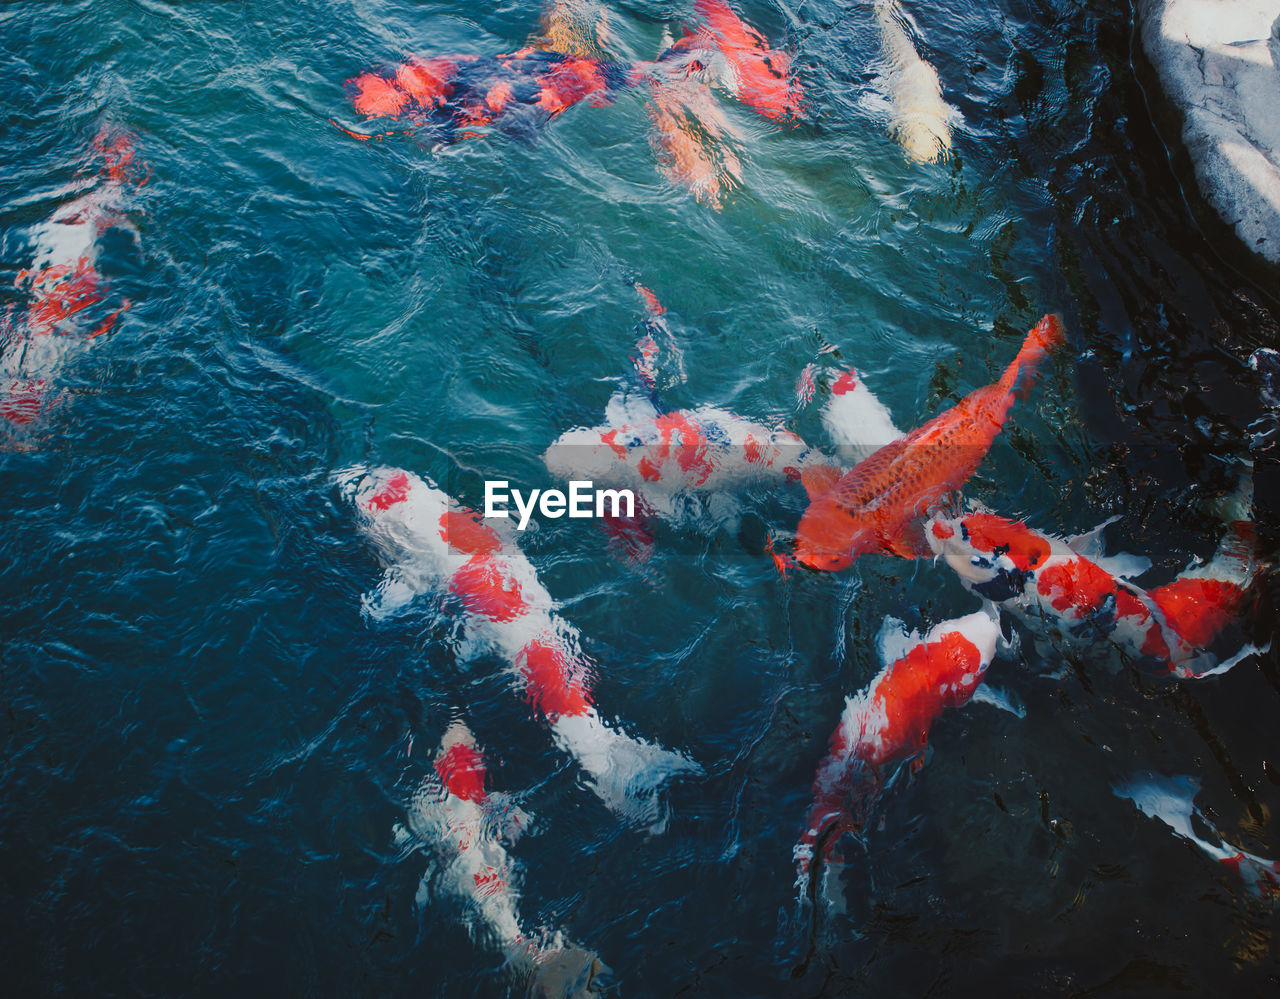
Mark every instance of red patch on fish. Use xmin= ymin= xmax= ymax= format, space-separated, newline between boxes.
xmin=865 ymin=632 xmax=983 ymax=766
xmin=439 ymin=509 xmax=501 ymax=556
xmin=536 ymin=56 xmax=609 ymax=115
xmin=600 ymin=428 xmax=628 ymax=459
xmin=961 ymin=515 xmax=1051 ymax=573
xmin=694 ymin=0 xmax=803 ymax=120
xmin=634 ymin=283 xmax=664 ymax=316
xmin=517 ymin=640 xmax=592 ymax=720
xmin=1149 ymin=578 xmax=1246 ymax=650
xmin=831 ymin=371 xmax=859 ymax=396
xmin=350 ymin=73 xmax=409 ymax=117
xmin=435 ymin=741 xmax=487 ymax=802
xmin=930 ymin=520 xmax=954 ymax=541
xmin=1035 ymin=556 xmax=1116 ymax=615
xmin=366 ymin=471 xmax=411 ymax=511
xmin=450 ymin=556 xmax=527 ymax=622
xmin=397 ymin=57 xmax=456 ymax=106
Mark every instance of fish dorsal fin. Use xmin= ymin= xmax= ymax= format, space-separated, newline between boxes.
xmin=1066 ymin=516 xmax=1152 ymax=579
xmin=801 ymin=463 xmax=842 ymax=499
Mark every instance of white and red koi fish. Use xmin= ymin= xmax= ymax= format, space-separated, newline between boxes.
xmin=924 ymin=508 xmax=1266 ymax=679
xmin=544 ymin=387 xmax=819 ymax=517
xmin=795 ymin=314 xmax=1065 ymax=571
xmin=340 ymin=466 xmax=701 ymax=831
xmin=394 ymin=722 xmax=605 ymax=997
xmin=794 ymin=609 xmax=1002 ymax=900
xmin=1113 ymin=773 xmax=1279 ymax=899
xmin=1 ymin=129 xmax=144 ymax=432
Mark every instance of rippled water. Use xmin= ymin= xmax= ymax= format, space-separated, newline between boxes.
xmin=2 ymin=0 xmax=1278 ymax=994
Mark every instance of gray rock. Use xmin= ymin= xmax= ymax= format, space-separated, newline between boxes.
xmin=1138 ymin=0 xmax=1280 ymax=263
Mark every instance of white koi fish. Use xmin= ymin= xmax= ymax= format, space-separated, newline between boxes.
xmin=395 ymin=722 xmax=605 ymax=997
xmin=868 ymin=1 xmax=959 ymax=163
xmin=340 ymin=466 xmax=701 ymax=832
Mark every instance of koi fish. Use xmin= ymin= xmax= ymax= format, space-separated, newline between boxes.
xmin=794 ymin=609 xmax=1002 ymax=900
xmin=545 ymin=387 xmax=818 ymax=516
xmin=645 ymin=71 xmax=743 ymax=209
xmin=1 ymin=129 xmax=144 ymax=432
xmin=867 ymin=1 xmax=959 ymax=163
xmin=340 ymin=466 xmax=701 ymax=831
xmin=394 ymin=722 xmax=605 ymax=997
xmin=345 ymin=48 xmax=630 ymax=143
xmin=924 ymin=507 xmax=1266 ymax=678
xmin=794 ymin=314 xmax=1065 ymax=571
xmin=1113 ymin=773 xmax=1279 ymax=899
xmin=820 ymin=367 xmax=903 ymax=465
xmin=692 ymin=0 xmax=805 ymax=121
xmin=629 ymin=280 xmax=685 ymax=391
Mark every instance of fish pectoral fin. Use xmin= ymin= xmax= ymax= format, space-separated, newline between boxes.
xmin=362 ymin=565 xmax=419 ymax=621
xmin=883 ymin=521 xmax=931 ymax=559
xmin=969 ymin=683 xmax=1026 ymax=718
xmin=801 ymin=463 xmax=842 ymax=499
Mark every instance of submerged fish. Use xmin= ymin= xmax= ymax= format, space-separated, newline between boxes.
xmin=795 ymin=314 xmax=1065 ymax=571
xmin=1 ymin=129 xmax=144 ymax=433
xmin=341 ymin=466 xmax=701 ymax=832
xmin=692 ymin=0 xmax=805 ymax=121
xmin=868 ymin=0 xmax=959 ymax=163
xmin=794 ymin=609 xmax=1002 ymax=900
xmin=343 ymin=2 xmax=802 ymax=144
xmin=395 ymin=722 xmax=605 ymax=997
xmin=925 ymin=508 xmax=1266 ymax=678
xmin=1113 ymin=772 xmax=1279 ymax=899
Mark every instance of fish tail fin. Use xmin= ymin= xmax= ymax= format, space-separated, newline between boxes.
xmin=999 ymin=314 xmax=1065 ymax=397
xmin=552 ymin=713 xmax=702 ymax=834
xmin=526 ymin=943 xmax=608 ymax=998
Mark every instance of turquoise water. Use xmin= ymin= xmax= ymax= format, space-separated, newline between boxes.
xmin=2 ymin=0 xmax=1278 ymax=994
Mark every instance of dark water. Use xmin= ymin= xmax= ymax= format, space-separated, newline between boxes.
xmin=1 ymin=0 xmax=1278 ymax=995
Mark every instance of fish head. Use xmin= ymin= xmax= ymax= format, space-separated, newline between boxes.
xmin=337 ymin=465 xmax=458 ymax=558
xmin=794 ymin=493 xmax=864 ymax=571
xmin=926 ymin=512 xmax=1049 ymax=603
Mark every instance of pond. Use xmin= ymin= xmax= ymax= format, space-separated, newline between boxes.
xmin=1 ymin=1 xmax=1277 ymax=995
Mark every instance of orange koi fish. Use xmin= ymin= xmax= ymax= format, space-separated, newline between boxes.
xmin=395 ymin=722 xmax=605 ymax=996
xmin=794 ymin=609 xmax=1002 ymax=899
xmin=794 ymin=314 xmax=1065 ymax=571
